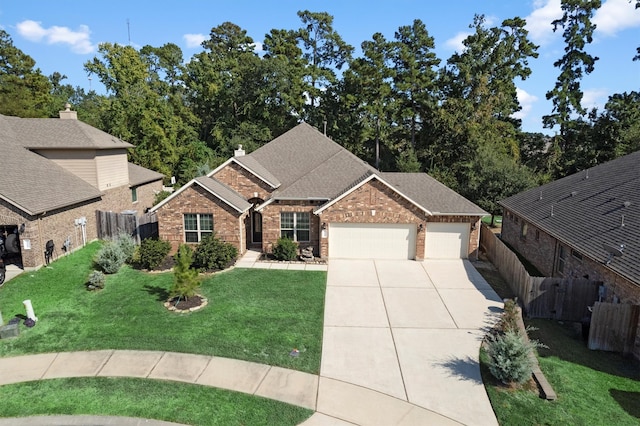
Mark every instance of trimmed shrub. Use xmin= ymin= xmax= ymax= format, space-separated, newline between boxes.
xmin=170 ymin=244 xmax=201 ymax=301
xmin=485 ymin=329 xmax=541 ymax=384
xmin=114 ymin=233 xmax=136 ymax=263
xmin=95 ymin=242 xmax=127 ymax=274
xmin=272 ymin=237 xmax=298 ymax=261
xmin=138 ymin=238 xmax=171 ymax=270
xmin=193 ymin=234 xmax=238 ymax=271
xmin=86 ymin=270 xmax=106 ymax=290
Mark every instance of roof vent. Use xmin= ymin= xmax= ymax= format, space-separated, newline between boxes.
xmin=59 ymin=103 xmax=78 ymax=120
xmin=571 ymin=191 xmax=578 ymax=197
xmin=623 ymin=201 xmax=631 ymax=208
xmin=234 ymin=144 xmax=245 ymax=157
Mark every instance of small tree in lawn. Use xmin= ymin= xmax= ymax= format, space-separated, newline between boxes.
xmin=170 ymin=244 xmax=200 ymax=301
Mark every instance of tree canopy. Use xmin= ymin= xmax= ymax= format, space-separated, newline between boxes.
xmin=1 ymin=6 xmax=636 ymax=208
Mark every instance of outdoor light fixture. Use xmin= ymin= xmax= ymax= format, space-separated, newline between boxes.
xmin=19 ymin=223 xmax=25 ymax=234
xmin=418 ymin=223 xmax=424 ymax=232
xmin=321 ymin=222 xmax=327 ymax=230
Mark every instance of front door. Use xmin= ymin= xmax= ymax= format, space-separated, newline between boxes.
xmin=252 ymin=211 xmax=262 ymax=243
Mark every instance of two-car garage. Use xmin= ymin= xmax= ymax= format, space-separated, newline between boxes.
xmin=327 ymin=222 xmax=470 ymax=260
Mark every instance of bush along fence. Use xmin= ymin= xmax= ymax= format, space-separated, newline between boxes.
xmin=480 ymin=224 xmax=639 ymax=358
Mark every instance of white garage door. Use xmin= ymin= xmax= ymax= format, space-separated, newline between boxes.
xmin=425 ymin=223 xmax=469 ymax=259
xmin=329 ymin=223 xmax=417 ymax=259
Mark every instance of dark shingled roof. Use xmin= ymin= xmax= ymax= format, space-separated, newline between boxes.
xmin=128 ymin=163 xmax=164 ymax=187
xmin=0 ymin=115 xmax=103 ymax=215
xmin=499 ymin=150 xmax=640 ymax=285
xmin=6 ymin=116 xmax=133 ymax=149
xmin=0 ymin=114 xmax=162 ymax=215
xmin=163 ymin=123 xmax=486 ymax=219
xmin=381 ymin=173 xmax=486 ymax=215
xmin=194 ymin=177 xmax=252 ymax=213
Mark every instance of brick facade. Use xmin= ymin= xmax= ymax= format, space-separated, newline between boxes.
xmin=502 ymin=208 xmax=640 ymax=359
xmin=155 ymin=185 xmax=247 ymax=254
xmin=318 ymin=180 xmax=426 ymax=259
xmin=260 ymin=201 xmax=322 ymax=255
xmin=0 ymin=180 xmax=161 ymax=270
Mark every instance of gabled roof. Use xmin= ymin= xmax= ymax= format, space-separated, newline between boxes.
xmin=151 ymin=176 xmax=251 ymax=214
xmin=246 ymin=123 xmax=484 ymax=216
xmin=128 ymin=163 xmax=164 ymax=187
xmin=171 ymin=123 xmax=485 ymax=219
xmin=500 ymin=150 xmax=640 ymax=285
xmin=0 ymin=114 xmax=161 ymax=216
xmin=0 ymin=115 xmax=103 ymax=215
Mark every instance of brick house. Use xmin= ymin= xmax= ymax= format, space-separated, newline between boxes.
xmin=153 ymin=123 xmax=486 ymax=260
xmin=499 ymin=150 xmax=640 ymax=307
xmin=0 ymin=108 xmax=164 ymax=270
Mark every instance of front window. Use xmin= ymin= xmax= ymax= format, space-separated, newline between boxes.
xmin=184 ymin=213 xmax=213 ymax=243
xmin=280 ymin=212 xmax=310 ymax=242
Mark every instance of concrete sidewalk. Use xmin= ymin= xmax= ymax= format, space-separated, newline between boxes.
xmin=322 ymin=259 xmax=502 ymax=426
xmin=0 ymin=350 xmax=460 ymax=426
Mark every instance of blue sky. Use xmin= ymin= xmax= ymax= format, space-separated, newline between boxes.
xmin=1 ymin=0 xmax=638 ymax=134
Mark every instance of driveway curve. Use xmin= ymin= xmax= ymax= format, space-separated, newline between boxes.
xmin=322 ymin=259 xmax=502 ymax=426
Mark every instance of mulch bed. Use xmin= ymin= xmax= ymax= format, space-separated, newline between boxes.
xmin=164 ymin=295 xmax=208 ymax=312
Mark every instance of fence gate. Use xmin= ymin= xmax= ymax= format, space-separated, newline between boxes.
xmin=96 ymin=211 xmax=158 ymax=242
xmin=588 ymin=302 xmax=640 ymax=355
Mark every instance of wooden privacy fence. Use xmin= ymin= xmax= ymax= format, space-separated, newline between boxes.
xmin=481 ymin=224 xmax=639 ymax=356
xmin=96 ymin=211 xmax=158 ymax=243
xmin=480 ymin=224 xmax=598 ymax=322
xmin=588 ymin=302 xmax=639 ymax=356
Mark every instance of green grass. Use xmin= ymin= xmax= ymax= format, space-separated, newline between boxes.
xmin=482 ymin=215 xmax=502 ymax=227
xmin=0 ymin=377 xmax=313 ymax=425
xmin=482 ymin=319 xmax=640 ymax=425
xmin=0 ymin=242 xmax=326 ymax=374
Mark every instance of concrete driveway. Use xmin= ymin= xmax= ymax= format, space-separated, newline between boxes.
xmin=321 ymin=259 xmax=502 ymax=426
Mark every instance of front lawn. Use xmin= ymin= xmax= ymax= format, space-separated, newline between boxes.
xmin=0 ymin=377 xmax=313 ymax=425
xmin=0 ymin=242 xmax=326 ymax=374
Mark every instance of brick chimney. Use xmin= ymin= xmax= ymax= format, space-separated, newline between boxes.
xmin=234 ymin=144 xmax=245 ymax=157
xmin=59 ymin=103 xmax=77 ymax=120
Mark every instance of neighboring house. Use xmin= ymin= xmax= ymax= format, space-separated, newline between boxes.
xmin=499 ymin=150 xmax=640 ymax=306
xmin=153 ymin=123 xmax=486 ymax=260
xmin=0 ymin=108 xmax=164 ymax=269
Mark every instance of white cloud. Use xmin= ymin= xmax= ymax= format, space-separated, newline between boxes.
xmin=594 ymin=0 xmax=640 ymax=36
xmin=525 ymin=0 xmax=562 ymax=45
xmin=183 ymin=33 xmax=206 ymax=48
xmin=16 ymin=20 xmax=94 ymax=54
xmin=444 ymin=31 xmax=471 ymax=52
xmin=582 ymin=88 xmax=608 ymax=110
xmin=513 ymin=87 xmax=539 ymax=120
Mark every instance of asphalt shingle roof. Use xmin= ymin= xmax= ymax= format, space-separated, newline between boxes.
xmin=244 ymin=123 xmax=484 ymax=215
xmin=0 ymin=114 xmax=161 ymax=216
xmin=194 ymin=177 xmax=252 ymax=213
xmin=128 ymin=163 xmax=164 ymax=187
xmin=499 ymin=150 xmax=640 ymax=285
xmin=381 ymin=173 xmax=487 ymax=215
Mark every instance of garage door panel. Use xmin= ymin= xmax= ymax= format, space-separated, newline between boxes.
xmin=329 ymin=223 xmax=416 ymax=259
xmin=425 ymin=223 xmax=469 ymax=259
